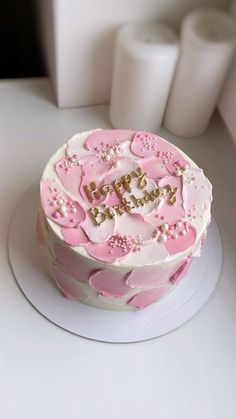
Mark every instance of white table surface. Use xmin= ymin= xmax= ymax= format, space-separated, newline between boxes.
xmin=0 ymin=78 xmax=236 ymax=419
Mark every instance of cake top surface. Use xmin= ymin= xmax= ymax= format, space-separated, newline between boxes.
xmin=40 ymin=129 xmax=212 ymax=267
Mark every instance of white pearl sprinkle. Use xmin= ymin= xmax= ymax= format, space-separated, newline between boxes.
xmin=176 ymin=221 xmax=182 ymax=228
xmin=161 ymin=223 xmax=169 ymax=231
xmin=113 ymin=160 xmax=120 ymax=168
xmin=181 ymin=230 xmax=187 ymax=236
xmin=158 ymin=233 xmax=167 ymax=243
xmin=173 ymin=233 xmax=178 ymax=239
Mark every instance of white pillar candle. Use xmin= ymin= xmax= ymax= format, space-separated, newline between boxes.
xmin=109 ymin=22 xmax=178 ymax=132
xmin=164 ymin=9 xmax=236 ymax=138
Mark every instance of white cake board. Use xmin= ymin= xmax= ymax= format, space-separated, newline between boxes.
xmin=8 ymin=183 xmax=222 ymax=343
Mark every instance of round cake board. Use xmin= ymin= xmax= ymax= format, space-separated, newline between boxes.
xmin=8 ymin=183 xmax=222 ymax=343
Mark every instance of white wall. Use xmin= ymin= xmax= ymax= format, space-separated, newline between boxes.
xmin=38 ymin=0 xmax=231 ymax=108
xmin=218 ymin=2 xmax=236 ymax=143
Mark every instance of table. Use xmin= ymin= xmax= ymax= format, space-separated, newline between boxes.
xmin=1 ymin=78 xmax=236 ymax=419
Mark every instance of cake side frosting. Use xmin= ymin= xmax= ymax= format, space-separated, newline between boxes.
xmin=37 ymin=129 xmax=212 ymax=310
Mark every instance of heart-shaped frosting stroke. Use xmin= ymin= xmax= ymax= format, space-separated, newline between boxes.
xmin=169 ymin=257 xmax=192 ymax=285
xmin=127 ymin=286 xmax=171 ymax=309
xmin=61 ymin=225 xmax=89 ymax=246
xmin=89 ymin=269 xmax=131 ymax=298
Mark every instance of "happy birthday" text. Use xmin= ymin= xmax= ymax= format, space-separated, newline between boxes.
xmin=83 ymin=167 xmax=177 ymax=226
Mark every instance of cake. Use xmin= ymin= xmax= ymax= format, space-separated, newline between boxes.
xmin=37 ymin=129 xmax=212 ymax=310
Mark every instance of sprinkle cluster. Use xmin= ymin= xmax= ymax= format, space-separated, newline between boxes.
xmin=137 ymin=133 xmax=176 ymax=164
xmin=48 ymin=188 xmax=77 ymax=221
xmin=152 ymin=221 xmax=189 ymax=243
xmin=174 ymin=160 xmax=190 ymax=176
xmin=108 ymin=234 xmax=133 ymax=253
xmin=182 ymin=169 xmax=196 ymax=184
xmin=59 ymin=155 xmax=79 ymax=174
xmin=131 ymin=235 xmax=142 ymax=252
xmin=187 ymin=204 xmax=206 ymax=222
xmin=95 ymin=141 xmax=122 ymax=165
xmin=108 ymin=234 xmax=143 ymax=253
xmin=187 ymin=204 xmax=197 ymax=221
xmin=156 ymin=150 xmax=174 ymax=164
xmin=138 ymin=133 xmax=159 ymax=153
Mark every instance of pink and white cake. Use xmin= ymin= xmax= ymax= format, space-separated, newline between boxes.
xmin=37 ymin=129 xmax=212 ymax=311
